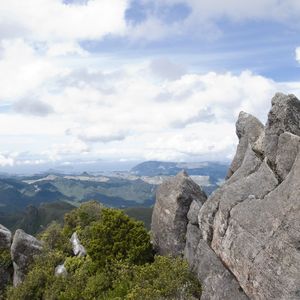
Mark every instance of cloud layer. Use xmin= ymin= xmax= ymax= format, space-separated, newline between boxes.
xmin=0 ymin=0 xmax=300 ymax=170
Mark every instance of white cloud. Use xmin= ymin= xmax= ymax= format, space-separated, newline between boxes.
xmin=0 ymin=39 xmax=68 ymax=100
xmin=128 ymin=0 xmax=300 ymax=41
xmin=0 ymin=0 xmax=129 ymax=42
xmin=296 ymin=47 xmax=300 ymax=63
xmin=47 ymin=42 xmax=89 ymax=57
xmin=0 ymin=39 xmax=296 ymax=166
xmin=0 ymin=153 xmax=15 ymax=167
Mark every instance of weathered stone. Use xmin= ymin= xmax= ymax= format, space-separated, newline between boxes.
xmin=264 ymin=93 xmax=300 ymax=165
xmin=187 ymin=198 xmax=206 ymax=225
xmin=11 ymin=229 xmax=43 ymax=286
xmin=227 ymin=111 xmax=264 ymax=178
xmin=0 ymin=224 xmax=12 ymax=250
xmin=184 ymin=223 xmax=201 ymax=265
xmin=55 ymin=263 xmax=68 ymax=277
xmin=70 ymin=232 xmax=86 ymax=257
xmin=212 ymin=159 xmax=278 ymax=254
xmin=192 ymin=240 xmax=248 ymax=300
xmin=198 ymin=147 xmax=263 ymax=244
xmin=275 ymin=132 xmax=300 ymax=180
xmin=252 ymin=131 xmax=265 ymax=156
xmin=151 ymin=171 xmax=206 ymax=256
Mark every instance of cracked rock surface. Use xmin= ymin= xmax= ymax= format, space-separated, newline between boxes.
xmin=152 ymin=93 xmax=300 ymax=299
xmin=151 ymin=170 xmax=206 ymax=256
xmin=11 ymin=229 xmax=43 ymax=286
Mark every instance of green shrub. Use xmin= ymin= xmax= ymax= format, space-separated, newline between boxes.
xmin=63 ymin=201 xmax=102 ymax=236
xmin=81 ymin=208 xmax=154 ymax=267
xmin=38 ymin=222 xmax=72 ymax=255
xmin=0 ymin=249 xmax=12 ymax=269
xmin=7 ymin=205 xmax=201 ymax=300
xmin=7 ymin=250 xmax=65 ymax=300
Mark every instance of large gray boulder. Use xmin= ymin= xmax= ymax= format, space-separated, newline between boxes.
xmin=0 ymin=225 xmax=12 ymax=249
xmin=0 ymin=225 xmax=13 ymax=292
xmin=151 ymin=171 xmax=206 ymax=256
xmin=11 ymin=229 xmax=43 ymax=286
xmin=227 ymin=111 xmax=264 ymax=178
xmin=264 ymin=93 xmax=300 ymax=166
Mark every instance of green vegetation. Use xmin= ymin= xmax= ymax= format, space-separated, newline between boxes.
xmin=6 ymin=201 xmax=201 ymax=300
xmin=0 ymin=249 xmax=12 ymax=269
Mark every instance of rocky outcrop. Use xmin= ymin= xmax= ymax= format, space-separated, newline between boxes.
xmin=151 ymin=93 xmax=300 ymax=299
xmin=0 ymin=225 xmax=13 ymax=292
xmin=70 ymin=232 xmax=86 ymax=257
xmin=264 ymin=93 xmax=300 ymax=166
xmin=152 ymin=171 xmax=207 ymax=256
xmin=227 ymin=111 xmax=264 ymax=178
xmin=11 ymin=229 xmax=43 ymax=286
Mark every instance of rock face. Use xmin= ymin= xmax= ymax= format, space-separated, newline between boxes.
xmin=0 ymin=225 xmax=13 ymax=292
xmin=152 ymin=171 xmax=207 ymax=256
xmin=70 ymin=232 xmax=86 ymax=257
xmin=11 ymin=229 xmax=43 ymax=286
xmin=151 ymin=93 xmax=300 ymax=299
xmin=227 ymin=111 xmax=264 ymax=178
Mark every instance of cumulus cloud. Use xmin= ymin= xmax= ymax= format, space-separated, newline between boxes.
xmin=0 ymin=153 xmax=15 ymax=167
xmin=127 ymin=0 xmax=300 ymax=41
xmin=46 ymin=42 xmax=89 ymax=57
xmin=66 ymin=127 xmax=128 ymax=143
xmin=14 ymin=98 xmax=54 ymax=116
xmin=150 ymin=58 xmax=186 ymax=80
xmin=0 ymin=39 xmax=67 ymax=100
xmin=0 ymin=0 xmax=129 ymax=42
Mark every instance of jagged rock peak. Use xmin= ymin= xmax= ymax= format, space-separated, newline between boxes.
xmin=264 ymin=92 xmax=300 ymax=165
xmin=271 ymin=92 xmax=299 ymax=106
xmin=11 ymin=229 xmax=43 ymax=286
xmin=236 ymin=111 xmax=264 ymax=139
xmin=151 ymin=93 xmax=300 ymax=299
xmin=227 ymin=111 xmax=264 ymax=178
xmin=151 ymin=171 xmax=207 ymax=256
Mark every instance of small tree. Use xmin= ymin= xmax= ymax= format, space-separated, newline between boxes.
xmin=82 ymin=208 xmax=153 ymax=267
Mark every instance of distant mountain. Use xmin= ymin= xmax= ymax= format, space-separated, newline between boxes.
xmin=131 ymin=161 xmax=229 ymax=194
xmin=0 ymin=174 xmax=156 ymax=219
xmin=0 ymin=161 xmax=229 ymax=231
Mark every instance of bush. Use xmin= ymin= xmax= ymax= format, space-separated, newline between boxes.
xmin=111 ymin=256 xmax=202 ymax=300
xmin=63 ymin=201 xmax=102 ymax=236
xmin=7 ymin=250 xmax=65 ymax=300
xmin=7 ymin=205 xmax=201 ymax=300
xmin=0 ymin=249 xmax=12 ymax=269
xmin=81 ymin=208 xmax=154 ymax=267
xmin=38 ymin=222 xmax=72 ymax=255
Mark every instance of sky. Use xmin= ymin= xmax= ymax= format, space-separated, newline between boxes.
xmin=1 ymin=0 xmax=300 ymax=173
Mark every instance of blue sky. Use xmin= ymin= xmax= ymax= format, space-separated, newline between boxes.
xmin=0 ymin=0 xmax=300 ymax=173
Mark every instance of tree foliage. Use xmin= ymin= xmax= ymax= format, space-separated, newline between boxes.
xmin=82 ymin=208 xmax=154 ymax=267
xmin=7 ymin=201 xmax=201 ymax=300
